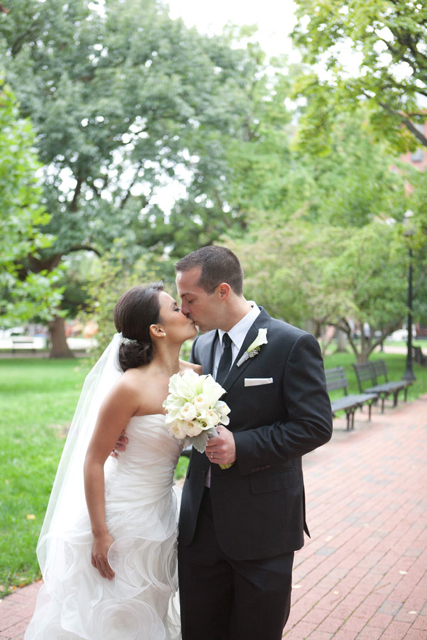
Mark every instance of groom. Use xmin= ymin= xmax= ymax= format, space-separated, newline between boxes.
xmin=175 ymin=246 xmax=333 ymax=640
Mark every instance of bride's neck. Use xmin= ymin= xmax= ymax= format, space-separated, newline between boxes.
xmin=150 ymin=342 xmax=181 ymax=376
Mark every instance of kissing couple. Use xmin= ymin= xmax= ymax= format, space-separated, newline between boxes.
xmin=25 ymin=246 xmax=332 ymax=640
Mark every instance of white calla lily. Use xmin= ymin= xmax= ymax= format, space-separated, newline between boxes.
xmin=248 ymin=328 xmax=268 ymax=353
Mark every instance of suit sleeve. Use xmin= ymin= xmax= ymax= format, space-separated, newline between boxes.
xmin=233 ymin=333 xmax=333 ymax=475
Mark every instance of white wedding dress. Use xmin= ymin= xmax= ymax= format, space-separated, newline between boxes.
xmin=25 ymin=414 xmax=183 ymax=640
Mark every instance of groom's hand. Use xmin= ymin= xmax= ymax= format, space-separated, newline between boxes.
xmin=111 ymin=430 xmax=128 ymax=458
xmin=205 ymin=425 xmax=236 ymax=466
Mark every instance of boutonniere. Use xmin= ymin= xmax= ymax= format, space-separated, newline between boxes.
xmin=236 ymin=328 xmax=268 ymax=367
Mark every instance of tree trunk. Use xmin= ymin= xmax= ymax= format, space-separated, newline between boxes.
xmin=335 ymin=329 xmax=347 ymax=353
xmin=304 ymin=319 xmax=317 ymax=336
xmin=49 ymin=315 xmax=74 ymax=358
xmin=356 ymin=345 xmax=371 ymax=364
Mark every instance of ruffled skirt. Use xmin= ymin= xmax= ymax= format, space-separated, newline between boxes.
xmin=24 ymin=489 xmax=181 ymax=640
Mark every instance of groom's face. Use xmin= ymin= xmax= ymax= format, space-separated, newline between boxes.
xmin=176 ymin=267 xmax=222 ymax=332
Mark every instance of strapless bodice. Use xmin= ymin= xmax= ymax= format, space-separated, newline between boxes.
xmin=104 ymin=414 xmax=183 ymax=508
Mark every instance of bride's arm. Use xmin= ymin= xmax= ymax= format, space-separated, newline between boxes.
xmin=84 ymin=379 xmax=139 ymax=580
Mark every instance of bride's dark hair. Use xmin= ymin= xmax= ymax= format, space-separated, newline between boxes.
xmin=114 ymin=283 xmax=164 ymax=371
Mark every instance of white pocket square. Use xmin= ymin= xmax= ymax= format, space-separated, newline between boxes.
xmin=244 ymin=377 xmax=273 ymax=387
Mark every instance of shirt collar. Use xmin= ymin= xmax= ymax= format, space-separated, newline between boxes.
xmin=218 ymin=301 xmax=260 ymax=352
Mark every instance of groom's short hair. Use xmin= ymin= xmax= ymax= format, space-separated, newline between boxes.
xmin=175 ymin=246 xmax=244 ymax=295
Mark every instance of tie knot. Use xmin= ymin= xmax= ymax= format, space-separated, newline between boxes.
xmin=222 ymin=333 xmax=232 ymax=348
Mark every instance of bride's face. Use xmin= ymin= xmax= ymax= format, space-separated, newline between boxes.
xmin=156 ymin=291 xmax=197 ymax=343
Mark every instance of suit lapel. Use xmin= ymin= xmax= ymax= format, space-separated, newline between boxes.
xmin=222 ymin=308 xmax=271 ymax=393
xmin=199 ymin=330 xmax=218 ymax=375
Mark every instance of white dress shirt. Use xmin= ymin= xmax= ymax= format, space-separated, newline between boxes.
xmin=212 ymin=302 xmax=261 ymax=379
xmin=206 ymin=302 xmax=260 ymax=487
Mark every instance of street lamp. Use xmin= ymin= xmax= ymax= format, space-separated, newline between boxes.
xmin=402 ymin=210 xmax=416 ymax=382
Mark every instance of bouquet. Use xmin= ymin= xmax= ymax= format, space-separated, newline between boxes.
xmin=163 ymin=369 xmax=232 ymax=469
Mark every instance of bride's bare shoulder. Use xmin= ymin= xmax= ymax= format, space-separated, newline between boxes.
xmin=113 ymin=368 xmax=145 ymax=395
xmin=179 ymin=359 xmax=202 ymax=375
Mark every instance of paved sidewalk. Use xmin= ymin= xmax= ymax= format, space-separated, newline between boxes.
xmin=286 ymin=394 xmax=427 ymax=639
xmin=1 ymin=396 xmax=426 ymax=639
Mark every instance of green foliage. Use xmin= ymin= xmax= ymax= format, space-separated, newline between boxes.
xmin=82 ymin=248 xmax=173 ymax=358
xmin=222 ymin=101 xmax=424 ymax=363
xmin=229 ymin=218 xmax=410 ymax=361
xmin=0 ymin=0 xmax=264 ymax=265
xmin=404 ymin=169 xmax=427 ymax=326
xmin=0 ymin=77 xmax=61 ymax=325
xmin=297 ymin=111 xmax=408 ymax=227
xmin=292 ymin=0 xmax=427 ymax=153
xmin=224 ymin=60 xmax=295 ymax=223
xmin=0 ymin=0 xmax=291 ymax=345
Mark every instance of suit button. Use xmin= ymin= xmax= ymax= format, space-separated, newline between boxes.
xmin=202 ymin=470 xmax=206 ymax=478
xmin=251 ymin=468 xmax=257 ymax=473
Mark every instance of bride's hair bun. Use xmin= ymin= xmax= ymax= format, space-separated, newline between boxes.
xmin=114 ymin=283 xmax=163 ymax=372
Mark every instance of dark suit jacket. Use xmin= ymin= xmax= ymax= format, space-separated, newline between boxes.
xmin=178 ymin=308 xmax=333 ymax=561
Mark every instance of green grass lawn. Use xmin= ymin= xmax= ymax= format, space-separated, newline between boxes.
xmin=0 ymin=358 xmax=91 ymax=596
xmin=0 ymin=351 xmax=425 ymax=597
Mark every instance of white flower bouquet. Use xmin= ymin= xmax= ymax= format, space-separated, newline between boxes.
xmin=163 ymin=369 xmax=232 ymax=469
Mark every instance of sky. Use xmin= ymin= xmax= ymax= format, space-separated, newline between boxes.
xmin=165 ymin=0 xmax=366 ymax=79
xmin=166 ymin=0 xmax=299 ymax=60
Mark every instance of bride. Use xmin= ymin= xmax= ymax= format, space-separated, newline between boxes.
xmin=25 ymin=283 xmax=198 ymax=640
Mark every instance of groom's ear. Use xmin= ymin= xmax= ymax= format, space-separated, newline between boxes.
xmin=216 ymin=283 xmax=231 ymax=301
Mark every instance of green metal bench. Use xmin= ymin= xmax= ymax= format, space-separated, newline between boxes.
xmin=412 ymin=346 xmax=426 ymax=367
xmin=325 ymin=366 xmax=378 ymax=430
xmin=352 ymin=359 xmax=412 ymax=413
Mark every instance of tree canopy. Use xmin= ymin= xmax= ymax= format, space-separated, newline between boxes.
xmin=0 ymin=0 xmax=273 ymax=350
xmin=225 ymin=109 xmax=424 ymax=362
xmin=292 ymin=0 xmax=427 ymax=154
xmin=0 ymin=0 xmax=261 ymax=267
xmin=0 ymin=77 xmax=61 ymax=326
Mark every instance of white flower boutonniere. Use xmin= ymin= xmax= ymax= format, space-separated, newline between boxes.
xmin=236 ymin=328 xmax=268 ymax=367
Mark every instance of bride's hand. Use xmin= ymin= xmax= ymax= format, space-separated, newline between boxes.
xmin=91 ymin=532 xmax=115 ymax=580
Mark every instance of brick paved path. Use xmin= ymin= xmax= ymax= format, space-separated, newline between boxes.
xmin=1 ymin=395 xmax=426 ymax=640
xmin=286 ymin=394 xmax=427 ymax=640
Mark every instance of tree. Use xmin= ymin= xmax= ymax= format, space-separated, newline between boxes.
xmin=81 ymin=247 xmax=174 ymax=358
xmin=0 ymin=0 xmax=261 ymax=354
xmin=229 ymin=219 xmax=410 ymax=362
xmin=292 ymin=0 xmax=427 ymax=154
xmin=223 ymin=108 xmax=419 ymax=362
xmin=130 ymin=38 xmax=298 ymax=257
xmin=0 ymin=77 xmax=61 ymax=326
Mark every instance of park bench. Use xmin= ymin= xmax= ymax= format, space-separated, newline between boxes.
xmin=11 ymin=336 xmax=38 ymax=354
xmin=325 ymin=366 xmax=378 ymax=430
xmin=412 ymin=345 xmax=427 ymax=367
xmin=352 ymin=359 xmax=412 ymax=413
